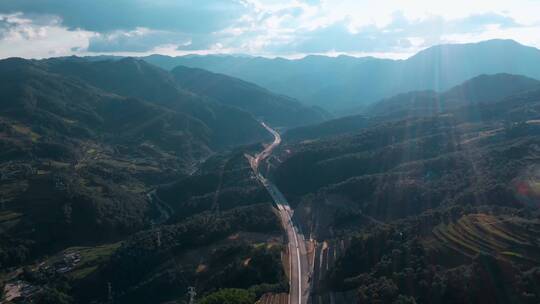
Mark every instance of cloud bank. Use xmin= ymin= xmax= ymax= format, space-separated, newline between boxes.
xmin=1 ymin=0 xmax=540 ymax=59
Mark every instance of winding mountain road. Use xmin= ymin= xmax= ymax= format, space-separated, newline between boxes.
xmin=249 ymin=122 xmax=311 ymax=304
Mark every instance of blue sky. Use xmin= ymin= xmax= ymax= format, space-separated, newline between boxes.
xmin=1 ymin=0 xmax=540 ymax=59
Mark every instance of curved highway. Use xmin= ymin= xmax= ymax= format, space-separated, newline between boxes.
xmin=249 ymin=122 xmax=310 ymax=304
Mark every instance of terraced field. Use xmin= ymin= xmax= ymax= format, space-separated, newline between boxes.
xmin=432 ymin=213 xmax=540 ymax=263
xmin=0 ymin=210 xmax=23 ymax=233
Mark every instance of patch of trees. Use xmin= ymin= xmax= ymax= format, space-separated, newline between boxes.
xmin=75 ymin=204 xmax=281 ymax=303
xmin=202 ymin=243 xmax=287 ymax=294
xmin=344 ymin=254 xmax=540 ymax=304
xmin=1 ymin=169 xmax=150 ymax=268
xmin=324 ymin=204 xmax=540 ymax=303
xmin=0 ymin=236 xmax=33 ymax=268
xmin=34 ymin=287 xmax=74 ymax=304
xmin=275 ymin=113 xmax=538 ymax=221
xmin=199 ymin=288 xmax=256 ymax=304
xmin=158 ymin=152 xmax=272 ymax=221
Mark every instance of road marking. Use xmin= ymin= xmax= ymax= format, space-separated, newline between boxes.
xmin=294 ymin=225 xmax=302 ymax=304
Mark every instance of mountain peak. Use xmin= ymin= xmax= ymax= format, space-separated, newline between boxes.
xmin=116 ymin=57 xmax=154 ymax=69
xmin=411 ymin=39 xmax=537 ymax=60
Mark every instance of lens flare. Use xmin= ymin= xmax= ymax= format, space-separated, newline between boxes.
xmin=514 ymin=165 xmax=540 ymax=206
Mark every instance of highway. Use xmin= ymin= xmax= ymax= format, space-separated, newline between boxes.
xmin=249 ymin=123 xmax=310 ymax=304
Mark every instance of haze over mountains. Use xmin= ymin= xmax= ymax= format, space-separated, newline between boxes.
xmin=2 ymin=38 xmax=540 ymax=304
xmin=143 ymin=39 xmax=540 ymax=112
xmin=171 ymin=65 xmax=327 ymax=127
xmin=285 ymin=73 xmax=540 ymax=141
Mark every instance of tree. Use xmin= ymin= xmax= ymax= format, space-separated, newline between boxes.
xmin=34 ymin=287 xmax=73 ymax=304
xmin=199 ymin=288 xmax=256 ymax=304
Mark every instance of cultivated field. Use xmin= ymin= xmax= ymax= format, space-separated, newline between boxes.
xmin=432 ymin=213 xmax=540 ymax=264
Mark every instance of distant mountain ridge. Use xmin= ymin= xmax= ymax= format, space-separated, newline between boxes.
xmin=141 ymin=39 xmax=540 ymax=112
xmin=284 ymin=73 xmax=540 ymax=141
xmin=367 ymin=73 xmax=540 ymax=118
xmin=42 ymin=57 xmax=270 ymax=149
xmin=52 ymin=56 xmax=326 ymax=128
xmin=171 ymin=65 xmax=328 ymax=127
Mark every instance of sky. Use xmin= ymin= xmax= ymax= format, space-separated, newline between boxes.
xmin=1 ymin=0 xmax=540 ymax=59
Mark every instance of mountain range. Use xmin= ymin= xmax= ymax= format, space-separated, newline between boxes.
xmin=171 ymin=65 xmax=327 ymax=127
xmin=143 ymin=39 xmax=540 ymax=112
xmin=270 ymin=75 xmax=540 ymax=303
xmin=0 ymin=56 xmax=322 ymax=280
xmin=2 ymin=39 xmax=540 ymax=304
xmin=284 ymin=73 xmax=540 ymax=141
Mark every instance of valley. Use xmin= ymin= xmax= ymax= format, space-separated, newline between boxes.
xmin=1 ymin=39 xmax=540 ymax=304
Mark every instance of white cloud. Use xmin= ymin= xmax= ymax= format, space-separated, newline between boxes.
xmin=0 ymin=13 xmax=94 ymax=58
xmin=87 ymin=27 xmax=194 ymax=53
xmin=1 ymin=1 xmax=540 ymax=58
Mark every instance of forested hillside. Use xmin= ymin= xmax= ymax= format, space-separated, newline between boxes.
xmin=3 ymin=0 xmax=540 ymax=303
xmin=0 ymin=58 xmax=287 ymax=303
xmin=284 ymin=73 xmax=540 ymax=142
xmin=171 ymin=66 xmax=327 ymax=127
xmin=270 ymin=84 xmax=540 ymax=303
